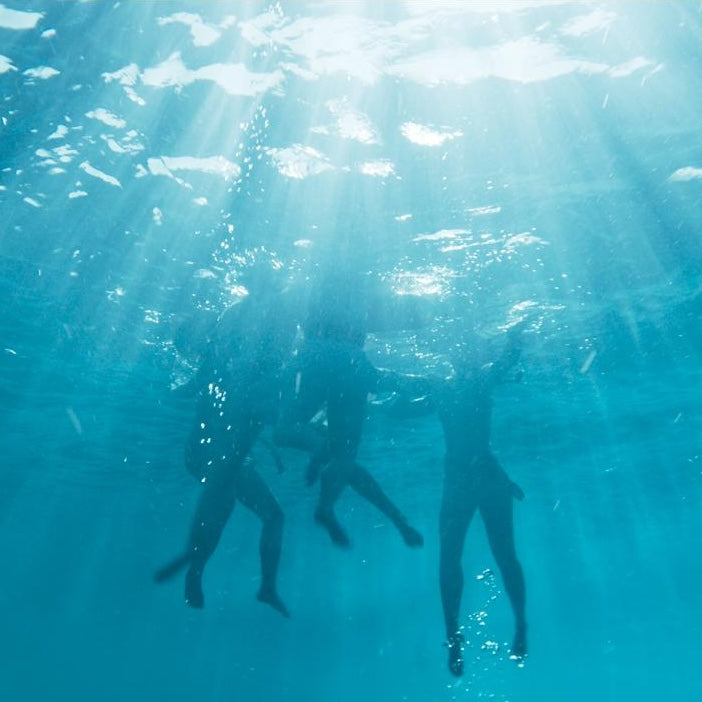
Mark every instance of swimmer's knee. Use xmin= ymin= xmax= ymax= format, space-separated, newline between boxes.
xmin=489 ymin=545 xmax=520 ymax=571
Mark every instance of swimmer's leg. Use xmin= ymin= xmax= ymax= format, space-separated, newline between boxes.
xmin=348 ymin=463 xmax=423 ymax=547
xmin=183 ymin=465 xmax=240 ymax=608
xmin=446 ymin=632 xmax=465 ymax=678
xmin=480 ymin=485 xmax=527 ymax=659
xmin=274 ymin=416 xmax=327 ymax=486
xmin=235 ymin=462 xmax=289 ymax=618
xmin=272 ymin=361 xmax=328 ymax=458
xmin=273 ymin=420 xmax=325 ymax=455
xmin=153 ymin=552 xmax=190 ymax=583
xmin=439 ymin=485 xmax=475 ymax=676
xmin=305 ymin=442 xmax=330 ymax=486
xmin=314 ymin=457 xmax=354 ymax=548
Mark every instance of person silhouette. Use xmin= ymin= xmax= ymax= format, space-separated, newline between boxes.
xmin=274 ymin=269 xmax=424 ymax=549
xmin=390 ymin=322 xmax=528 ymax=675
xmin=154 ymin=275 xmax=297 ymax=617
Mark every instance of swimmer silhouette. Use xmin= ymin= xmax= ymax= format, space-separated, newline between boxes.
xmin=274 ymin=269 xmax=424 ymax=549
xmin=393 ymin=322 xmax=528 ymax=675
xmin=154 ymin=274 xmax=296 ymax=617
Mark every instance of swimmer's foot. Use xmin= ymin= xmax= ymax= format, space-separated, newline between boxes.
xmin=184 ymin=567 xmax=204 ymax=609
xmin=314 ymin=508 xmax=351 ymax=549
xmin=398 ymin=522 xmax=424 ymax=548
xmin=511 ymin=623 xmax=528 ymax=660
xmin=446 ymin=633 xmax=465 ymax=677
xmin=153 ymin=552 xmax=190 ymax=583
xmin=257 ymin=586 xmax=291 ymax=619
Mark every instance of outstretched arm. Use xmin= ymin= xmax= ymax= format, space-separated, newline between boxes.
xmin=485 ymin=321 xmax=526 ymax=386
xmin=373 ymin=369 xmax=436 ymax=418
xmin=376 ymin=368 xmax=432 ymax=395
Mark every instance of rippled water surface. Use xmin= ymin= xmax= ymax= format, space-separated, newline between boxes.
xmin=1 ymin=2 xmax=701 ymax=701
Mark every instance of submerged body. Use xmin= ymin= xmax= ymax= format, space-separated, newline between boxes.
xmin=277 ymin=336 xmax=423 ymax=548
xmin=154 ymin=290 xmax=296 ymax=617
xmin=274 ymin=270 xmax=424 ymax=549
xmin=394 ymin=324 xmax=528 ymax=676
xmin=435 ymin=363 xmax=527 ymax=676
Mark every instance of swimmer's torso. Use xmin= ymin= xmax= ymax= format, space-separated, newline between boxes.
xmin=435 ymin=375 xmax=494 ymax=472
xmin=193 ymin=297 xmax=297 ymax=441
xmin=286 ymin=337 xmax=379 ymax=456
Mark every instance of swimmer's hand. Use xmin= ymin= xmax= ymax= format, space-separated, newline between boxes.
xmin=259 ymin=438 xmax=286 ymax=474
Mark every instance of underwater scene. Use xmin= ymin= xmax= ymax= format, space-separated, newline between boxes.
xmin=1 ymin=1 xmax=701 ymax=700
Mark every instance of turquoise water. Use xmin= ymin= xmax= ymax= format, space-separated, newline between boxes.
xmin=1 ymin=1 xmax=701 ymax=700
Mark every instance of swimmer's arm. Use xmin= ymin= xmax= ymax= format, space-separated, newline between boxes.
xmin=169 ymin=345 xmax=218 ymax=398
xmin=485 ymin=322 xmax=525 ymax=386
xmin=172 ymin=343 xmax=220 ymax=398
xmin=373 ymin=370 xmax=437 ymax=418
xmin=257 ymin=436 xmax=286 ymax=474
xmin=375 ymin=368 xmax=433 ymax=396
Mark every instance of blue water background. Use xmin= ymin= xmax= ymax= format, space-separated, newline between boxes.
xmin=1 ymin=2 xmax=701 ymax=700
